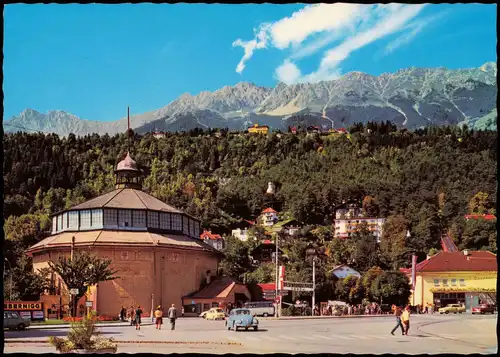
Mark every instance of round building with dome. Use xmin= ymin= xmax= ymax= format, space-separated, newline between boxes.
xmin=27 ymin=151 xmax=221 ymax=318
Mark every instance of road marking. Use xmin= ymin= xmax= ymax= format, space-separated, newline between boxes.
xmin=243 ymin=335 xmax=260 ymax=342
xmin=260 ymin=336 xmax=279 ymax=341
xmin=367 ymin=335 xmax=391 ymax=339
xmin=302 ymin=336 xmax=317 ymax=340
xmin=332 ymin=335 xmax=353 ymax=340
xmin=350 ymin=335 xmax=369 ymax=339
xmin=279 ymin=335 xmax=297 ymax=341
xmin=317 ymin=335 xmax=333 ymax=340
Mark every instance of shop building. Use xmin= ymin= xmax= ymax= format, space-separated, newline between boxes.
xmin=401 ymin=250 xmax=497 ymax=311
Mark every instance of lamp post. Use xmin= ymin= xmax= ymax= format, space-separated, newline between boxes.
xmin=274 ymin=233 xmax=279 ymax=318
xmin=4 ymin=258 xmax=13 ymax=300
xmin=306 ymin=245 xmax=318 ymax=316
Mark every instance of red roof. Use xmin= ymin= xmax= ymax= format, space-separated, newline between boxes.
xmin=262 ymin=239 xmax=272 ymax=244
xmin=257 ymin=283 xmax=276 ymax=291
xmin=262 ymin=208 xmax=277 ymax=214
xmin=200 ymin=230 xmax=222 ymax=240
xmin=244 ymin=220 xmax=255 ymax=225
xmin=337 ymin=128 xmax=348 ymax=133
xmin=464 ymin=214 xmax=496 ymax=220
xmin=400 ymin=251 xmax=497 ymax=273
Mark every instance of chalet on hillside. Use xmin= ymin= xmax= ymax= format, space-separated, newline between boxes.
xmin=200 ymin=230 xmax=225 ymax=251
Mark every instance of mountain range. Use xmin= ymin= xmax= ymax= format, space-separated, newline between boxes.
xmin=4 ymin=62 xmax=497 ymax=136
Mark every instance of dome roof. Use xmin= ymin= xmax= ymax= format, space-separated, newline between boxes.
xmin=116 ymin=152 xmax=140 ymax=172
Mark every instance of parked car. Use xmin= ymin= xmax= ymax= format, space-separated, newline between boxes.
xmin=225 ymin=308 xmax=259 ymax=331
xmin=202 ymin=308 xmax=226 ymax=320
xmin=4 ymin=311 xmax=30 ymax=330
xmin=243 ymin=301 xmax=275 ymax=317
xmin=472 ymin=304 xmax=496 ymax=315
xmin=438 ymin=304 xmax=466 ymax=314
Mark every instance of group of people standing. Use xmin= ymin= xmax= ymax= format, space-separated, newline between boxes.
xmin=154 ymin=304 xmax=178 ymax=330
xmin=119 ymin=304 xmax=178 ymax=331
xmin=390 ymin=305 xmax=411 ymax=336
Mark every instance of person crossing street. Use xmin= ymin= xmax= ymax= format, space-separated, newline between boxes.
xmin=390 ymin=305 xmax=405 ymax=336
xmin=168 ymin=304 xmax=178 ymax=331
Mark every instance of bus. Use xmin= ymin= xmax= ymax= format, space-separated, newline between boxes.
xmin=243 ymin=301 xmax=275 ymax=317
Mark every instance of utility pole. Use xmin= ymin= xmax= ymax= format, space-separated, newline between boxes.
xmin=312 ymin=257 xmax=316 ymax=316
xmin=71 ymin=236 xmax=76 ymax=317
xmin=275 ymin=233 xmax=279 ymax=319
xmin=4 ymin=258 xmax=12 ymax=300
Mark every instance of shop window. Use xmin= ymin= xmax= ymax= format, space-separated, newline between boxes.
xmin=203 ymin=303 xmax=210 ymax=312
xmin=212 ymin=302 xmax=219 ymax=308
xmin=433 ymin=279 xmax=440 ymax=287
xmin=442 ymin=279 xmax=448 ymax=286
xmin=451 ymin=279 xmax=457 ymax=286
xmin=459 ymin=279 xmax=465 ymax=286
xmin=183 ymin=304 xmax=196 ymax=314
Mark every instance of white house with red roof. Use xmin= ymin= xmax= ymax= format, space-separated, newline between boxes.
xmin=259 ymin=208 xmax=278 ymax=227
xmin=200 ymin=230 xmax=225 ymax=251
xmin=400 ymin=249 xmax=497 ymax=310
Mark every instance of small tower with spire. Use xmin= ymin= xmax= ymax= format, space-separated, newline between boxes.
xmin=115 ymin=107 xmax=142 ymax=190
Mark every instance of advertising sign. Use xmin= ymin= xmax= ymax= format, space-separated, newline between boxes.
xmin=32 ymin=311 xmax=45 ymax=320
xmin=70 ymin=288 xmax=79 ymax=295
xmin=19 ymin=311 xmax=32 ymax=319
xmin=4 ymin=301 xmax=43 ymax=311
xmin=86 ymin=301 xmax=93 ymax=307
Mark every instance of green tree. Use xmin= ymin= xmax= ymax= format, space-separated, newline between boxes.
xmin=380 ymin=215 xmax=410 ymax=270
xmin=361 ymin=266 xmax=384 ymax=301
xmin=370 ymin=271 xmax=411 ymax=306
xmin=4 ymin=255 xmax=52 ymax=301
xmin=468 ymin=192 xmax=490 ymax=214
xmin=219 ymin=235 xmax=253 ymax=280
xmin=48 ymin=251 xmax=118 ymax=316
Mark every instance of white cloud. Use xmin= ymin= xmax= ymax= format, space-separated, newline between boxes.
xmin=275 ymin=60 xmax=302 ymax=84
xmin=233 ymin=3 xmax=367 ymax=73
xmin=383 ymin=11 xmax=447 ymax=55
xmin=233 ymin=4 xmax=432 ymax=83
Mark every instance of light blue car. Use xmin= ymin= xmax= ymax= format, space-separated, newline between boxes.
xmin=225 ymin=308 xmax=259 ymax=331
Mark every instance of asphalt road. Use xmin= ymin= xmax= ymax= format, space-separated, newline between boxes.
xmin=4 ymin=314 xmax=497 ymax=354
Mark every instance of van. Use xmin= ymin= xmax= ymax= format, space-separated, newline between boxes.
xmin=4 ymin=311 xmax=31 ymax=330
xmin=243 ymin=301 xmax=275 ymax=317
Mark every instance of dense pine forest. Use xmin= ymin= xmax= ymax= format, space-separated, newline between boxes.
xmin=3 ymin=122 xmax=497 ymax=302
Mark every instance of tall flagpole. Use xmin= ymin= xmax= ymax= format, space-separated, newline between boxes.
xmin=127 ymin=106 xmax=131 ymax=153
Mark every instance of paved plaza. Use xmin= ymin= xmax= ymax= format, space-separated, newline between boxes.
xmin=4 ymin=314 xmax=497 ymax=354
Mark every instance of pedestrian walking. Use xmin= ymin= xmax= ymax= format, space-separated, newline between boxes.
xmin=168 ymin=304 xmax=178 ymax=330
xmin=128 ymin=305 xmax=135 ymax=326
xmin=120 ymin=306 xmax=126 ymax=322
xmin=402 ymin=306 xmax=411 ymax=335
xmin=135 ymin=305 xmax=143 ymax=331
xmin=154 ymin=305 xmax=163 ymax=330
xmin=390 ymin=305 xmax=405 ymax=336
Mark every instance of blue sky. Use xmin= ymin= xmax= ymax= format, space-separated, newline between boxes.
xmin=4 ymin=3 xmax=497 ymax=122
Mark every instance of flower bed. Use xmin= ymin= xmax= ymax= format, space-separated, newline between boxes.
xmin=63 ymin=315 xmax=119 ymax=323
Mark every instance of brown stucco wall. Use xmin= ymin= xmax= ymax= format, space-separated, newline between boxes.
xmin=31 ymin=245 xmax=219 ymax=317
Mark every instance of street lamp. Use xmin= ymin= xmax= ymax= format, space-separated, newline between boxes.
xmin=4 ymin=258 xmax=13 ymax=300
xmin=306 ymin=245 xmax=318 ymax=316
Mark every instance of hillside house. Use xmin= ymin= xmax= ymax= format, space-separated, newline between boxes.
xmin=330 ymin=265 xmax=361 ymax=279
xmin=333 ymin=201 xmax=385 ymax=242
xmin=200 ymin=230 xmax=225 ymax=251
xmin=152 ymin=131 xmax=166 ymax=139
xmin=231 ymin=220 xmax=255 ymax=242
xmin=248 ymin=124 xmax=269 ymax=134
xmin=259 ymin=208 xmax=278 ymax=227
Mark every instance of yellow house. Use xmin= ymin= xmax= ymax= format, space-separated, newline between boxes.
xmin=401 ymin=250 xmax=497 ymax=311
xmin=248 ymin=124 xmax=269 ymax=134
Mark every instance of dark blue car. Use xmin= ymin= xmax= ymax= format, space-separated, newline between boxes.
xmin=225 ymin=308 xmax=259 ymax=331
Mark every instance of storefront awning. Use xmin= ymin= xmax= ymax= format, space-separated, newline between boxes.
xmin=430 ymin=287 xmax=496 ymax=293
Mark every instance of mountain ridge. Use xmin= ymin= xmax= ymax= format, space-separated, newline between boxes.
xmin=4 ymin=62 xmax=497 ymax=136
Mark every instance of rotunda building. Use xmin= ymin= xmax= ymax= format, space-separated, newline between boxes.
xmin=27 ymin=152 xmax=221 ymax=318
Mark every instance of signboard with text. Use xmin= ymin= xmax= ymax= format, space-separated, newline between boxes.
xmin=4 ymin=301 xmax=43 ymax=311
xmin=32 ymin=311 xmax=45 ymax=320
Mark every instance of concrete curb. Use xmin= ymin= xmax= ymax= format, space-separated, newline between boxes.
xmin=268 ymin=314 xmax=393 ymax=320
xmin=5 ymin=340 xmax=242 ymax=346
xmin=29 ymin=322 xmax=154 ymax=330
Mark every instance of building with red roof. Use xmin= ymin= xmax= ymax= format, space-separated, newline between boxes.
xmin=259 ymin=208 xmax=278 ymax=227
xmin=200 ymin=230 xmax=225 ymax=251
xmin=401 ymin=250 xmax=497 ymax=310
xmin=464 ymin=214 xmax=496 ymax=221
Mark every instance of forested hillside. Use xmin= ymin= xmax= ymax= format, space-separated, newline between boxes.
xmin=3 ymin=123 xmax=497 ymax=298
